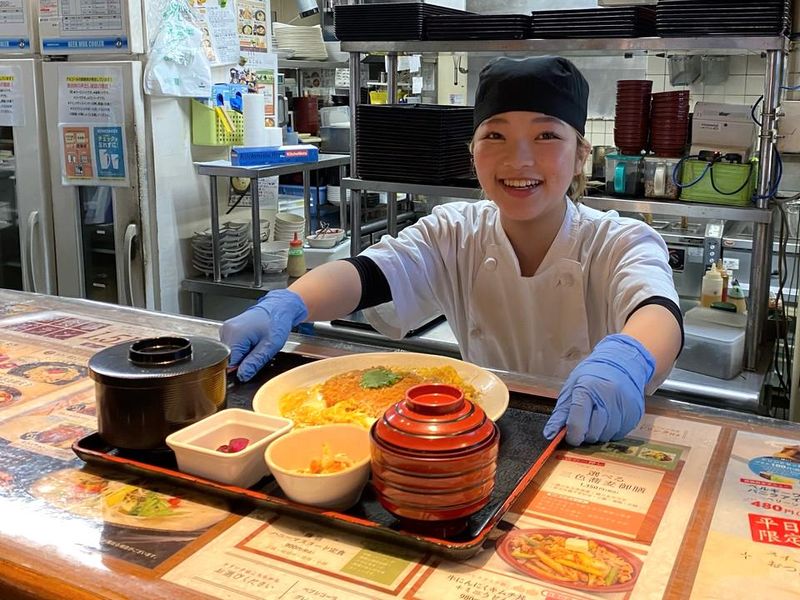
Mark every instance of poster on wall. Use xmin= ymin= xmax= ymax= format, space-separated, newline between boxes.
xmin=0 ymin=66 xmax=24 ymax=127
xmin=229 ymin=52 xmax=278 ymax=123
xmin=0 ymin=0 xmax=32 ymax=52
xmin=239 ymin=0 xmax=271 ymax=69
xmin=56 ymin=66 xmax=129 ymax=187
xmin=194 ymin=0 xmax=240 ymax=66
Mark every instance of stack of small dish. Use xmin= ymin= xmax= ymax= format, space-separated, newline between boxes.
xmin=370 ymin=383 xmax=500 ymax=536
xmin=260 ymin=240 xmax=290 ymax=273
xmin=274 ymin=212 xmax=305 ymax=242
xmin=192 ymin=222 xmax=253 ymax=277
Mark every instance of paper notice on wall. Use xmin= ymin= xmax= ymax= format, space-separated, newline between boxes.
xmin=0 ymin=66 xmax=24 ymax=126
xmin=57 ymin=65 xmax=128 ymax=186
xmin=61 ymin=126 xmax=94 ymax=180
xmin=238 ymin=0 xmax=270 ymax=54
xmin=199 ymin=0 xmax=240 ymax=66
xmin=58 ymin=66 xmax=125 ymax=124
xmin=229 ymin=53 xmax=277 ymax=122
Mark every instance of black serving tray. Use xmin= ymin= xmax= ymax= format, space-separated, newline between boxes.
xmin=73 ymin=352 xmax=562 ymax=560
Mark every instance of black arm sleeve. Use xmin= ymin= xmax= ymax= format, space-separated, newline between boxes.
xmin=628 ymin=295 xmax=684 ymax=353
xmin=341 ymin=256 xmax=393 ymax=311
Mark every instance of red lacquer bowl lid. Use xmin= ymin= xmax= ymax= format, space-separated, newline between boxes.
xmin=372 ymin=383 xmax=496 ymax=453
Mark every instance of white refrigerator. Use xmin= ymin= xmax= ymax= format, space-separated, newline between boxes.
xmin=0 ymin=0 xmax=56 ymax=295
xmin=42 ymin=59 xmax=150 ymax=307
xmin=37 ymin=0 xmax=198 ymax=311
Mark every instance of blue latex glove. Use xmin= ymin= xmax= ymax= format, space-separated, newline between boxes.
xmin=220 ymin=289 xmax=308 ymax=382
xmin=543 ymin=334 xmax=655 ymax=446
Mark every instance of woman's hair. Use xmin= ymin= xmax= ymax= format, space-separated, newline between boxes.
xmin=469 ymin=128 xmax=592 ymax=203
xmin=569 ymin=132 xmax=592 ymax=202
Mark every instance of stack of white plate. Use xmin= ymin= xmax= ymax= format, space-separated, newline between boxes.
xmin=326 ymin=185 xmax=351 ymax=208
xmin=192 ymin=222 xmax=254 ymax=278
xmin=274 ymin=212 xmax=305 ymax=242
xmin=273 ymin=23 xmax=328 ymax=60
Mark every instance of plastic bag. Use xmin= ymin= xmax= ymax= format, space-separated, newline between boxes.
xmin=144 ymin=0 xmax=212 ymax=97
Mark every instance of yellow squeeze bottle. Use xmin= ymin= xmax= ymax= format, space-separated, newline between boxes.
xmin=701 ymin=263 xmax=723 ymax=308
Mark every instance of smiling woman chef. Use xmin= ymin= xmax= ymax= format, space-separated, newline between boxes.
xmin=221 ymin=56 xmax=683 ymax=447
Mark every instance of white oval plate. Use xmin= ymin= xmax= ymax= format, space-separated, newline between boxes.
xmin=252 ymin=351 xmax=509 ymax=424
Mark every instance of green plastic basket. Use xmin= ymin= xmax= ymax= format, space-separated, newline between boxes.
xmin=191 ymin=100 xmax=245 ymax=146
xmin=679 ymin=159 xmax=757 ymax=206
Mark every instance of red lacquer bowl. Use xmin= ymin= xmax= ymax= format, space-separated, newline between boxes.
xmin=370 ymin=383 xmax=500 ymax=529
xmin=496 ymin=528 xmax=643 ymax=593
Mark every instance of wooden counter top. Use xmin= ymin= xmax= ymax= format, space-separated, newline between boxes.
xmin=0 ymin=290 xmax=797 ymax=600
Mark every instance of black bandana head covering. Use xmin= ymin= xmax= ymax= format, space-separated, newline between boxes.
xmin=473 ymin=56 xmax=589 ymax=136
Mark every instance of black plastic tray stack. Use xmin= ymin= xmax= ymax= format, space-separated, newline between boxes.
xmin=531 ymin=6 xmax=657 ymax=38
xmin=426 ymin=14 xmax=532 ymax=40
xmin=656 ymin=0 xmax=790 ymax=37
xmin=333 ymin=2 xmax=470 ymax=41
xmin=356 ymin=104 xmax=474 ymax=184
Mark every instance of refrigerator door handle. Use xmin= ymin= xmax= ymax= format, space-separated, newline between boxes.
xmin=123 ymin=223 xmax=138 ymax=307
xmin=26 ymin=211 xmax=40 ymax=293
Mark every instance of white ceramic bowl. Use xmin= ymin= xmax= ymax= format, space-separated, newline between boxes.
xmin=275 ymin=212 xmax=306 ymax=226
xmin=307 ymin=233 xmax=339 ymax=249
xmin=166 ymin=408 xmax=293 ymax=488
xmin=265 ymin=424 xmax=371 ymax=510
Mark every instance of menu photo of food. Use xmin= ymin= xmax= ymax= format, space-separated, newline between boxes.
xmin=239 ymin=0 xmax=269 ymax=49
xmin=29 ymin=468 xmax=229 ymax=532
xmin=496 ymin=528 xmax=643 ymax=595
xmin=0 ymin=411 xmax=95 ymax=460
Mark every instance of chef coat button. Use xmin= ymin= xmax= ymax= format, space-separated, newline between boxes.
xmin=483 ymin=257 xmax=497 ymax=272
xmin=559 ymin=274 xmax=574 ymax=288
xmin=471 ymin=327 xmax=482 ymax=338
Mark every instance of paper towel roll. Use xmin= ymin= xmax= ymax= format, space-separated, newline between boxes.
xmin=264 ymin=126 xmax=283 ymax=147
xmin=243 ymin=93 xmax=267 ymax=146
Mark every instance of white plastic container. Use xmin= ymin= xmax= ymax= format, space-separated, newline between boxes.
xmin=675 ymin=321 xmax=745 ymax=379
xmin=166 ymin=409 xmax=294 ymax=488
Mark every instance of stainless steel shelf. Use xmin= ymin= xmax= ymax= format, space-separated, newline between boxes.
xmin=342 ymin=178 xmax=773 ymax=222
xmin=278 ymin=59 xmax=348 ymax=69
xmin=582 ymin=195 xmax=773 ymax=223
xmin=183 ymin=270 xmax=291 ymax=302
xmin=342 ymin=177 xmax=482 ymax=199
xmin=341 ymin=36 xmax=788 ymax=55
xmin=195 ymin=154 xmax=351 ymax=178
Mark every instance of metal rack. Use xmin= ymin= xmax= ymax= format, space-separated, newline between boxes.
xmin=191 ymin=154 xmax=350 ymax=288
xmin=342 ymin=35 xmax=789 ymax=371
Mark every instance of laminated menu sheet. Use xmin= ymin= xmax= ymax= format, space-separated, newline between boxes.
xmin=163 ymin=414 xmax=722 ymax=599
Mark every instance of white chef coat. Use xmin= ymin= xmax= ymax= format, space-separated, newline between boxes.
xmin=361 ymin=196 xmax=679 ymax=390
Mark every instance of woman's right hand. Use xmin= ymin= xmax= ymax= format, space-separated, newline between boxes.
xmin=220 ymin=289 xmax=308 ymax=382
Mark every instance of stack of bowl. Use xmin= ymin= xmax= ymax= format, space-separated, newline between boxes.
xmin=650 ymin=90 xmax=690 ymax=157
xmin=370 ymin=383 xmax=500 ymax=536
xmin=614 ymin=80 xmax=652 ymax=155
xmin=274 ymin=212 xmax=305 ymax=242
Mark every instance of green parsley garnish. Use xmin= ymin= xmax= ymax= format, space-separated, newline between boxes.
xmin=360 ymin=367 xmax=403 ymax=389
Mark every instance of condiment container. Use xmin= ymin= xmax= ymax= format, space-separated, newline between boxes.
xmin=701 ymin=263 xmax=724 ymax=308
xmin=370 ymin=383 xmax=499 ymax=536
xmin=287 ymin=231 xmax=306 ymax=277
xmin=675 ymin=321 xmax=744 ymax=379
xmin=643 ymin=156 xmax=681 ymax=199
xmin=89 ymin=336 xmax=229 ymax=450
xmin=605 ymin=153 xmax=644 ymax=197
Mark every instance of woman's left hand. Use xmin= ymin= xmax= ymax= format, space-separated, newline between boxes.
xmin=543 ymin=334 xmax=655 ymax=446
